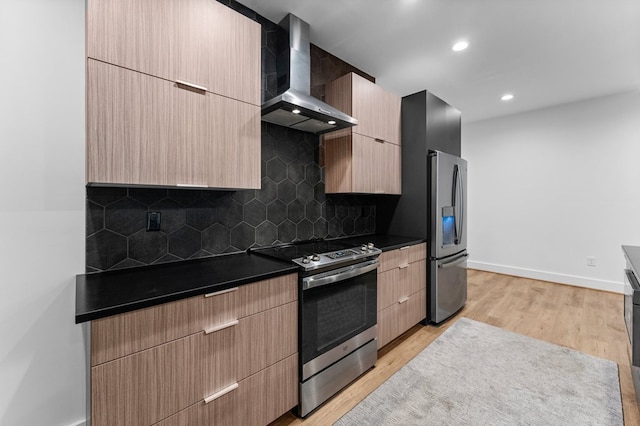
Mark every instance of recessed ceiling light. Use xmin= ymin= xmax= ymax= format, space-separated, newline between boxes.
xmin=501 ymin=93 xmax=514 ymax=101
xmin=452 ymin=40 xmax=469 ymax=52
xmin=292 ymin=109 xmax=301 ymax=114
xmin=327 ymin=120 xmax=336 ymax=125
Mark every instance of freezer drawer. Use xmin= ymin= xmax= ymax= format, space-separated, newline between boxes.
xmin=429 ymin=252 xmax=468 ymax=324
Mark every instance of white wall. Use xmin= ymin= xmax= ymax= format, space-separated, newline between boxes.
xmin=463 ymin=91 xmax=640 ymax=293
xmin=0 ymin=0 xmax=86 ymax=425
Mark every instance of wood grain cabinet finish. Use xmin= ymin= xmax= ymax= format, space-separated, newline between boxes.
xmin=87 ymin=0 xmax=260 ymax=105
xmin=89 ymin=274 xmax=298 ymax=426
xmin=86 ymin=0 xmax=261 ymax=189
xmin=377 ymin=244 xmax=427 ymax=348
xmin=322 ymin=73 xmax=401 ymax=194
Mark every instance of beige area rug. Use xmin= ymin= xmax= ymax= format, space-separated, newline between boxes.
xmin=335 ymin=318 xmax=623 ymax=425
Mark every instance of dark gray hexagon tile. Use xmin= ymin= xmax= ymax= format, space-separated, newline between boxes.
xmin=305 ymin=200 xmax=321 ymax=222
xmin=324 ymin=202 xmax=336 ymax=219
xmin=256 ymin=222 xmax=278 ymax=247
xmin=186 ymin=198 xmax=217 ymax=231
xmin=355 ymin=217 xmax=366 ymax=234
xmin=202 ymin=223 xmax=231 ymax=254
xmin=296 ymin=181 xmax=314 ymax=204
xmin=167 ymin=189 xmax=201 ymax=206
xmin=244 ymin=199 xmax=266 ymax=226
xmin=348 ymin=205 xmax=361 ymax=219
xmin=232 ymin=189 xmax=256 ymax=204
xmin=129 ymin=229 xmax=168 ymax=264
xmin=217 ymin=199 xmax=243 ymax=228
xmin=111 ymin=258 xmax=146 ymax=270
xmin=277 ymin=180 xmax=297 ymax=204
xmin=86 ymin=230 xmax=127 ymax=271
xmin=278 ymin=220 xmax=296 ymax=243
xmin=128 ymin=188 xmax=167 ymax=206
xmin=287 ymin=163 xmax=305 ymax=184
xmin=296 ymin=139 xmax=315 ymax=165
xmin=87 ymin=200 xmax=104 ymax=236
xmin=342 ymin=217 xmax=355 ymax=235
xmin=314 ymin=182 xmax=326 ymax=203
xmin=328 ymin=217 xmax=342 ymax=238
xmin=297 ymin=219 xmax=313 ymax=240
xmin=256 ymin=177 xmax=277 ymax=204
xmin=287 ymin=200 xmax=305 ymax=223
xmin=149 ymin=198 xmax=187 ymax=234
xmin=336 ymin=204 xmax=349 ymax=219
xmin=305 ymin=164 xmax=321 ymax=185
xmin=202 ymin=190 xmax=233 ymax=206
xmin=86 ymin=187 xmax=127 ymax=207
xmin=267 ymin=199 xmax=287 ymax=225
xmin=266 ymin=158 xmax=287 ymax=183
xmin=262 ymin=128 xmax=278 ymax=161
xmin=230 ymin=222 xmax=255 ymax=250
xmin=277 ymin=135 xmax=299 ymax=164
xmin=105 ymin=197 xmax=147 ymax=236
xmin=168 ymin=226 xmax=201 ymax=259
xmin=313 ymin=218 xmax=328 ymax=238
xmin=365 ymin=216 xmax=376 ymax=233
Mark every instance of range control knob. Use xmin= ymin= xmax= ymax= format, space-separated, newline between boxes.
xmin=361 ymin=245 xmax=368 ymax=251
xmin=301 ymin=256 xmax=310 ymax=264
xmin=311 ymin=254 xmax=320 ymax=261
xmin=367 ymin=242 xmax=375 ymax=250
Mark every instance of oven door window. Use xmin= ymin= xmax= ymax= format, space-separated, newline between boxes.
xmin=301 ymin=268 xmax=377 ymax=365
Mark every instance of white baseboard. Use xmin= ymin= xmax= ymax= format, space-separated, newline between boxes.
xmin=468 ymin=260 xmax=624 ymax=294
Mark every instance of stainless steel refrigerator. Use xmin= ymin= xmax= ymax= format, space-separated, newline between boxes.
xmin=376 ymin=90 xmax=466 ymax=324
xmin=428 ymin=150 xmax=467 ymax=323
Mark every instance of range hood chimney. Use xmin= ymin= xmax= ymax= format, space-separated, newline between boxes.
xmin=261 ymin=14 xmax=358 ymax=135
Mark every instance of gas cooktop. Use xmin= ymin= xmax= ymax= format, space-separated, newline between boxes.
xmin=250 ymin=239 xmax=381 ymax=272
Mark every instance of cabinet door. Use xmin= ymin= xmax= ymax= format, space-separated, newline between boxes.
xmin=87 ymin=59 xmax=172 ymax=186
xmin=87 ymin=0 xmax=260 ymax=105
xmin=381 ymin=90 xmax=402 ymax=145
xmin=351 ymin=73 xmax=377 ymax=140
xmin=351 ymin=134 xmax=378 ymax=193
xmin=378 ymin=141 xmax=401 ymax=194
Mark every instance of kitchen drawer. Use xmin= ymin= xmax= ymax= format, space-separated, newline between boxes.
xmin=91 ymin=273 xmax=297 ymax=366
xmin=154 ymin=354 xmax=298 ymax=426
xmin=91 ymin=302 xmax=297 ymax=426
xmin=378 ymin=243 xmax=426 ymax=272
xmin=377 ymin=288 xmax=426 ymax=349
xmin=378 ymin=259 xmax=427 ymax=311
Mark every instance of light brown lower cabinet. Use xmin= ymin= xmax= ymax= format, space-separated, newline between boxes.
xmin=377 ymin=244 xmax=427 ymax=348
xmin=89 ymin=274 xmax=298 ymax=426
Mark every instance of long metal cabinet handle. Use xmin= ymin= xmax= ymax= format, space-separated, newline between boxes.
xmin=204 ymin=287 xmax=238 ymax=298
xmin=204 ymin=382 xmax=239 ymax=404
xmin=374 ymin=138 xmax=385 ymax=143
xmin=203 ymin=319 xmax=238 ymax=335
xmin=302 ymin=260 xmax=379 ymax=290
xmin=438 ymin=253 xmax=469 ymax=269
xmin=398 ymin=263 xmax=409 ymax=269
xmin=176 ymin=183 xmax=208 ymax=188
xmin=176 ymin=79 xmax=208 ymax=92
xmin=398 ymin=296 xmax=410 ymax=304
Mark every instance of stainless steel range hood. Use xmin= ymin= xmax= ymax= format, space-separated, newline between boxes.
xmin=261 ymin=14 xmax=358 ymax=135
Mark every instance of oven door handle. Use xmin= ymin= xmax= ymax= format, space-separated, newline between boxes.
xmin=302 ymin=260 xmax=379 ymax=290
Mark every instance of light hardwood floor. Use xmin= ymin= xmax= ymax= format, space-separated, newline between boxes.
xmin=270 ymin=269 xmax=640 ymax=425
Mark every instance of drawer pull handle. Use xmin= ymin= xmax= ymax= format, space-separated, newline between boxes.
xmin=375 ymin=138 xmax=385 ymax=143
xmin=398 ymin=263 xmax=409 ymax=269
xmin=398 ymin=296 xmax=410 ymax=304
xmin=177 ymin=183 xmax=208 ymax=188
xmin=176 ymin=79 xmax=208 ymax=92
xmin=399 ymin=246 xmax=410 ymax=251
xmin=204 ymin=319 xmax=238 ymax=335
xmin=374 ymin=190 xmax=385 ymax=194
xmin=205 ymin=287 xmax=238 ymax=298
xmin=204 ymin=382 xmax=238 ymax=404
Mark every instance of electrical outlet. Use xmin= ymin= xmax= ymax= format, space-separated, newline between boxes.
xmin=586 ymin=256 xmax=597 ymax=267
xmin=147 ymin=212 xmax=161 ymax=231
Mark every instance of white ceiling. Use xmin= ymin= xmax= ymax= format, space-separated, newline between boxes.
xmin=235 ymin=0 xmax=640 ymax=123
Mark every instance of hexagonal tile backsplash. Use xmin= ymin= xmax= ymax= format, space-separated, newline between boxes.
xmin=86 ymin=124 xmax=376 ymax=272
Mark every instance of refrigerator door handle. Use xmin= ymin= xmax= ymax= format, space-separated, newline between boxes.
xmin=452 ymin=165 xmax=462 ymax=244
xmin=438 ymin=252 xmax=469 ymax=269
xmin=458 ymin=163 xmax=464 ymax=245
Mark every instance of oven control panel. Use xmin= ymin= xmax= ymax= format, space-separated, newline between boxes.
xmin=294 ymin=244 xmax=381 ymax=271
xmin=326 ymin=249 xmax=360 ymax=259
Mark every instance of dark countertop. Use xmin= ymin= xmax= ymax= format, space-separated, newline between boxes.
xmin=623 ymin=245 xmax=640 ymax=277
xmin=75 ymin=252 xmax=297 ymax=324
xmin=333 ymin=234 xmax=426 ymax=252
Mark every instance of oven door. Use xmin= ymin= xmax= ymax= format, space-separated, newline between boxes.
xmin=300 ymin=259 xmax=378 ymax=380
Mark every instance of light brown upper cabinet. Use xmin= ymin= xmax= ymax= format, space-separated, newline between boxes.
xmin=322 ymin=73 xmax=401 ymax=194
xmin=86 ymin=0 xmax=261 ymax=189
xmin=87 ymin=0 xmax=260 ymax=105
xmin=323 ymin=72 xmax=401 ymax=145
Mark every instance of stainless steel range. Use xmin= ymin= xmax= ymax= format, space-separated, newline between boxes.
xmin=251 ymin=239 xmax=381 ymax=417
